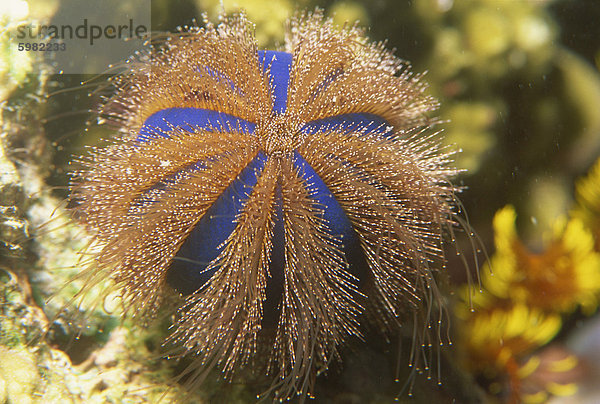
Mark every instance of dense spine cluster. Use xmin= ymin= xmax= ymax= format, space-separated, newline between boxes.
xmin=70 ymin=11 xmax=459 ymax=400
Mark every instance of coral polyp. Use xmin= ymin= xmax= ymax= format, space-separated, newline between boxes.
xmin=69 ymin=10 xmax=460 ymax=400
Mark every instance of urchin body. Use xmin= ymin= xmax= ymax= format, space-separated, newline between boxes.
xmin=70 ymin=11 xmax=458 ymax=400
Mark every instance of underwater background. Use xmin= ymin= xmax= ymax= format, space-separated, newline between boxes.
xmin=1 ymin=0 xmax=600 ymax=402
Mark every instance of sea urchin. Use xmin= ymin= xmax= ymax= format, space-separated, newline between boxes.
xmin=68 ymin=10 xmax=460 ymax=400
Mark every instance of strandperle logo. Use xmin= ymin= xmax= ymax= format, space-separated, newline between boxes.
xmin=16 ymin=19 xmax=148 ymax=45
xmin=9 ymin=0 xmax=151 ymax=75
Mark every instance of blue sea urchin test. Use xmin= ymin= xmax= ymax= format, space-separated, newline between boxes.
xmin=70 ymin=11 xmax=459 ymax=400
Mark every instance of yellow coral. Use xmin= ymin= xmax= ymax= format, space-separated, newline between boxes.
xmin=576 ymin=158 xmax=600 ymax=217
xmin=483 ymin=205 xmax=600 ymax=313
xmin=463 ymin=303 xmax=561 ymax=370
xmin=519 ymin=349 xmax=580 ymax=404
xmin=458 ymin=202 xmax=598 ymax=401
xmin=574 ymin=158 xmax=600 ymax=248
